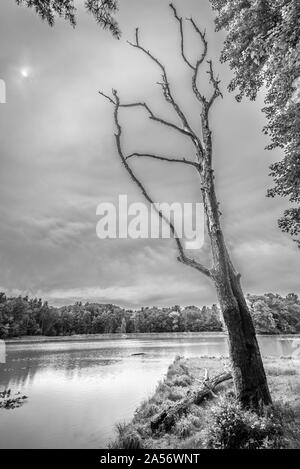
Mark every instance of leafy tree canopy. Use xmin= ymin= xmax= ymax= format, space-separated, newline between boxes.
xmin=15 ymin=0 xmax=120 ymax=37
xmin=1 ymin=291 xmax=300 ymax=338
xmin=210 ymin=0 xmax=300 ymax=246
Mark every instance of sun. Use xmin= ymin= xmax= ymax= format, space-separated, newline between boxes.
xmin=20 ymin=68 xmax=30 ymax=78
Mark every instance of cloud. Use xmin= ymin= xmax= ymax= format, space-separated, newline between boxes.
xmin=0 ymin=0 xmax=299 ymax=308
xmin=11 ymin=273 xmax=215 ymax=309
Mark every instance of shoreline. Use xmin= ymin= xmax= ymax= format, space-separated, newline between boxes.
xmin=5 ymin=331 xmax=300 ymax=345
xmin=5 ymin=331 xmax=227 ymax=344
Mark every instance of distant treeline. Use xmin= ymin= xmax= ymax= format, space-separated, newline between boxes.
xmin=0 ymin=291 xmax=299 ymax=339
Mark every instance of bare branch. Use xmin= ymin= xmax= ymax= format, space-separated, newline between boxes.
xmin=177 ymin=253 xmax=211 ymax=278
xmin=187 ymin=18 xmax=209 ymax=105
xmin=107 ymin=89 xmax=211 ymax=279
xmin=126 ymin=152 xmax=200 ymax=168
xmin=98 ymin=90 xmax=116 ymax=105
xmin=170 ymin=3 xmax=195 ymax=71
xmin=119 ymin=101 xmax=194 ymax=138
xmin=207 ymin=60 xmax=223 ymax=110
xmin=188 ymin=17 xmax=207 ymax=43
xmin=112 ymin=90 xmax=184 ymax=256
xmin=169 ymin=4 xmax=208 ymax=107
xmin=127 ymin=28 xmax=166 ymax=76
xmin=192 ymin=66 xmax=206 ymax=106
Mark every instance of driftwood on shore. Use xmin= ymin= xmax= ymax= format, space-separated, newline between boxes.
xmin=150 ymin=371 xmax=232 ymax=434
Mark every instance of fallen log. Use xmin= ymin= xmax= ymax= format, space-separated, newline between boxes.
xmin=150 ymin=371 xmax=232 ymax=434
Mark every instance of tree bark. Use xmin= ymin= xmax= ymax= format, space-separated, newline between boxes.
xmin=227 ymin=269 xmax=272 ymax=408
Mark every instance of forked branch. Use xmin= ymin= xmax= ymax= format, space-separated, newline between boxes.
xmin=207 ymin=60 xmax=223 ymax=109
xmin=169 ymin=4 xmax=222 ymax=113
xmin=169 ymin=3 xmax=194 ymax=71
xmin=170 ymin=3 xmax=208 ymax=106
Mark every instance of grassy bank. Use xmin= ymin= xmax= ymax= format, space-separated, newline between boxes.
xmin=111 ymin=356 xmax=300 ymax=449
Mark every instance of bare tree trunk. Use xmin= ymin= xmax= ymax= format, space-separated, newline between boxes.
xmin=201 ymin=165 xmax=272 ymax=409
xmin=227 ymin=269 xmax=272 ymax=408
xmin=215 ymin=275 xmax=271 ymax=408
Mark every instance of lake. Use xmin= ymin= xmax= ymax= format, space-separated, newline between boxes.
xmin=1 ymin=333 xmax=300 ymax=448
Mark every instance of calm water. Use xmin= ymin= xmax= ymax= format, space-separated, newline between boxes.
xmin=0 ymin=334 xmax=300 ymax=449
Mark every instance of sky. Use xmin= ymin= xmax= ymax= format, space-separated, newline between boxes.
xmin=0 ymin=0 xmax=299 ymax=308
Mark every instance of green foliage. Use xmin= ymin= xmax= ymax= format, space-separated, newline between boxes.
xmin=247 ymin=292 xmax=300 ymax=333
xmin=120 ymin=317 xmax=127 ymax=334
xmin=0 ymin=293 xmax=222 ymax=338
xmin=278 ymin=208 xmax=300 ymax=244
xmin=15 ymin=0 xmax=120 ymax=37
xmin=210 ymin=0 xmax=300 ymax=245
xmin=205 ymin=395 xmax=284 ymax=449
xmin=0 ymin=291 xmax=299 ymax=338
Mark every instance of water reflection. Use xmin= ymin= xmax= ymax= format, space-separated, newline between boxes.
xmin=0 ymin=334 xmax=299 ymax=448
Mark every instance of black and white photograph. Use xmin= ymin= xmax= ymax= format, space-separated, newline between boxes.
xmin=0 ymin=0 xmax=300 ymax=455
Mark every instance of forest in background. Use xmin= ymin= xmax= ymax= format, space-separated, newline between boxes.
xmin=0 ymin=291 xmax=300 ymax=339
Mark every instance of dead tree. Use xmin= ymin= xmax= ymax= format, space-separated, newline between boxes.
xmin=100 ymin=4 xmax=272 ymax=410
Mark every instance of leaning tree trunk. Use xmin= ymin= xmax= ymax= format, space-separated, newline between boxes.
xmin=201 ymin=164 xmax=272 ymax=409
xmin=227 ymin=268 xmax=272 ymax=408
